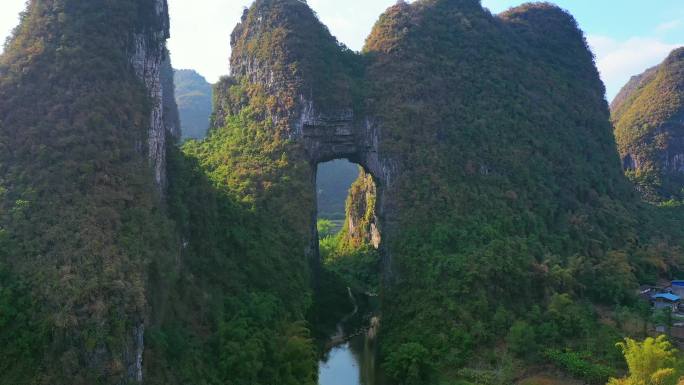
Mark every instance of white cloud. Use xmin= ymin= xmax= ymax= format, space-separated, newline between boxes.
xmin=656 ymin=19 xmax=682 ymax=33
xmin=166 ymin=0 xmax=395 ymax=82
xmin=0 ymin=0 xmax=26 ymax=53
xmin=167 ymin=0 xmax=253 ymax=83
xmin=587 ymin=35 xmax=683 ymax=101
xmin=1 ymin=0 xmax=682 ymax=103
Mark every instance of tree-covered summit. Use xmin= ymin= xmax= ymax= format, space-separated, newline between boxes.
xmin=611 ymin=47 xmax=684 ymax=202
xmin=361 ymin=0 xmax=684 ymax=382
xmin=3 ymin=0 xmax=684 ymax=384
xmin=0 ymin=0 xmax=178 ymax=383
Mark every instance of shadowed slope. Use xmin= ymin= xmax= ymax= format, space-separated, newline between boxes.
xmin=0 ymin=0 xmax=178 ymax=383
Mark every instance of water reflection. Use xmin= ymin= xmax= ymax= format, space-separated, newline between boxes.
xmin=319 ymin=335 xmax=384 ymax=385
xmin=319 ymin=342 xmax=361 ymax=385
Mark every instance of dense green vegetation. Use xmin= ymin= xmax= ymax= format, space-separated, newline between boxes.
xmin=3 ymin=0 xmax=684 ymax=384
xmin=174 ymin=69 xmax=212 ymax=140
xmin=611 ymin=48 xmax=684 ymax=201
xmin=0 ymin=0 xmax=180 ymax=383
xmin=143 ymin=0 xmax=364 ymax=380
xmin=608 ymin=336 xmax=679 ymax=385
xmin=145 ymin=113 xmax=318 ymax=385
xmin=362 ymin=1 xmax=684 ymax=383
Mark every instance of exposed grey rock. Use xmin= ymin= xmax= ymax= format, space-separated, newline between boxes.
xmin=162 ymin=54 xmax=182 ymax=141
xmin=121 ymin=323 xmax=145 ymax=384
xmin=129 ymin=0 xmax=173 ymax=192
xmin=123 ymin=1 xmax=177 ymax=382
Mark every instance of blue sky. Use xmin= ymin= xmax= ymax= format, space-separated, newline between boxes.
xmin=1 ymin=0 xmax=683 ymax=100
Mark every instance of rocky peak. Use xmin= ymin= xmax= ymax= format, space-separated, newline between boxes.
xmin=611 ymin=46 xmax=684 ymax=201
xmin=343 ymin=170 xmax=382 ymax=249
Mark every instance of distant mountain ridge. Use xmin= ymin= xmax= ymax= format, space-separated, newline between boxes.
xmin=174 ymin=69 xmax=212 ymax=140
xmin=610 ymin=65 xmax=659 ymax=113
xmin=317 ymin=160 xmax=360 ymax=219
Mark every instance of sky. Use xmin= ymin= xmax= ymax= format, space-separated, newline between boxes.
xmin=1 ymin=1 xmax=683 ymax=101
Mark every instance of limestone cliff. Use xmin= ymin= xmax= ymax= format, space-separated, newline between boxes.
xmin=217 ymin=1 xmax=683 ymax=382
xmin=611 ymin=47 xmax=684 ymax=201
xmin=162 ymin=53 xmax=182 ymax=141
xmin=342 ymin=169 xmax=381 ymax=249
xmin=128 ymin=0 xmax=174 ymax=189
xmin=3 ymin=0 xmax=684 ymax=384
xmin=0 ymin=0 xmax=178 ymax=383
xmin=212 ymin=0 xmax=662 ymax=370
xmin=225 ymin=0 xmax=399 ymax=275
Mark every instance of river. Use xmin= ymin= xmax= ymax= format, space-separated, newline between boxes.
xmin=318 ymin=288 xmax=384 ymax=385
xmin=318 ymin=334 xmax=383 ymax=385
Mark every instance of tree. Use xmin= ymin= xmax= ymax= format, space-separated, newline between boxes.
xmin=652 ymin=308 xmax=674 ymax=332
xmin=507 ymin=320 xmax=537 ymax=358
xmin=607 ymin=336 xmax=677 ymax=385
xmin=384 ymin=342 xmax=434 ymax=385
xmin=317 ymin=219 xmax=335 ymax=239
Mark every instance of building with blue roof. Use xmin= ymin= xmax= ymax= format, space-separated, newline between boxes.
xmin=672 ymin=280 xmax=684 ymax=297
xmin=653 ymin=292 xmax=681 ymax=312
xmin=653 ymin=293 xmax=680 ymax=302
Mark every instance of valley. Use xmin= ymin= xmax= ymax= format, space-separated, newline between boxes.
xmin=1 ymin=1 xmax=684 ymax=385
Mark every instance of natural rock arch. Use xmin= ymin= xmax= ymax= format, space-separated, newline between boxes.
xmin=300 ymin=108 xmax=394 ymax=283
xmin=218 ymin=0 xmax=403 ymax=279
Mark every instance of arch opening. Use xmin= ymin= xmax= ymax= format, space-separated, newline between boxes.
xmin=314 ymin=158 xmax=383 ymax=273
xmin=312 ymin=157 xmax=385 ymax=385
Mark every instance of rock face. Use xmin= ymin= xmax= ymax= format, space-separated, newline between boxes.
xmin=125 ymin=2 xmax=177 ymax=381
xmin=3 ymin=0 xmax=682 ymax=383
xmin=128 ymin=0 xmax=174 ymax=190
xmin=226 ymin=0 xmax=399 ymax=275
xmin=343 ymin=170 xmax=381 ymax=249
xmin=611 ymin=47 xmax=684 ymax=201
xmin=162 ymin=54 xmax=182 ymax=141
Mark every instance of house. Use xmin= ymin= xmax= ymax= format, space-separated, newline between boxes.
xmin=653 ymin=293 xmax=680 ymax=312
xmin=671 ymin=280 xmax=684 ymax=297
xmin=639 ymin=285 xmax=655 ymax=300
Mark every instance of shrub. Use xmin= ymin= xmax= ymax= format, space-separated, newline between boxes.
xmin=544 ymin=349 xmax=615 ymax=384
xmin=384 ymin=342 xmax=435 ymax=385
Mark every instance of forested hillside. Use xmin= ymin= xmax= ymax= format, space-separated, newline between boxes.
xmin=611 ymin=48 xmax=684 ymax=202
xmin=360 ymin=2 xmax=684 ymax=382
xmin=176 ymin=0 xmax=684 ymax=383
xmin=2 ymin=0 xmax=684 ymax=384
xmin=174 ymin=69 xmax=212 ymax=140
xmin=142 ymin=0 xmax=359 ymax=381
xmin=0 ymin=0 xmax=178 ymax=382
